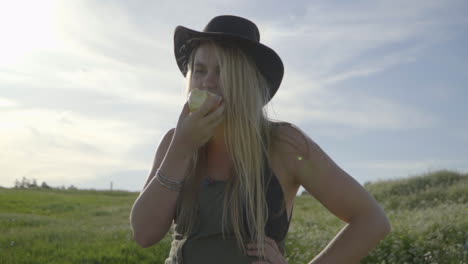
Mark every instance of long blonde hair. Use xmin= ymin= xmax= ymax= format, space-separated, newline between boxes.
xmin=175 ymin=39 xmax=284 ymax=258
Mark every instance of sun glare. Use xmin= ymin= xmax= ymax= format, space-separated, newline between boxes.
xmin=0 ymin=0 xmax=61 ymax=66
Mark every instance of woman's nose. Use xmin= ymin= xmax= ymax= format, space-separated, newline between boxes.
xmin=202 ymin=71 xmax=218 ymax=89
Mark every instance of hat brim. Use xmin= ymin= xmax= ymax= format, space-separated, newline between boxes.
xmin=174 ymin=26 xmax=284 ymax=102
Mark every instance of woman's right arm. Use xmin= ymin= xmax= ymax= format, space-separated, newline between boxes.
xmin=130 ymin=95 xmax=225 ymax=248
xmin=130 ymin=128 xmax=192 ymax=248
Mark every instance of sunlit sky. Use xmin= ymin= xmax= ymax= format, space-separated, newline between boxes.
xmin=1 ymin=0 xmax=467 ymax=193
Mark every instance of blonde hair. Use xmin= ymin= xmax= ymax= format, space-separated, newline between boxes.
xmin=175 ymin=39 xmax=286 ymax=259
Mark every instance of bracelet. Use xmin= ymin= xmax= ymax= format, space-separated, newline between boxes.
xmin=157 ymin=169 xmax=184 ymax=185
xmin=156 ymin=170 xmax=182 ymax=187
xmin=155 ymin=174 xmax=181 ymax=192
xmin=155 ymin=169 xmax=184 ymax=192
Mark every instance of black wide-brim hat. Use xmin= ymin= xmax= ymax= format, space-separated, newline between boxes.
xmin=174 ymin=15 xmax=284 ymax=103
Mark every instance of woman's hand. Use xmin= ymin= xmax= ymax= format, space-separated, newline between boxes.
xmin=246 ymin=236 xmax=288 ymax=264
xmin=172 ymin=94 xmax=225 ymax=157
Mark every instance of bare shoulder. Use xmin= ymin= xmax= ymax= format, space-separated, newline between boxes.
xmin=269 ymin=121 xmax=313 ymax=189
xmin=270 ymin=121 xmax=314 ymax=173
xmin=271 ymin=121 xmax=312 ymax=155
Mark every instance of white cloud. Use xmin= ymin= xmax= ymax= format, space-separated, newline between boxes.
xmin=257 ymin=0 xmax=465 ymax=134
xmin=270 ymin=71 xmax=438 ymax=131
xmin=0 ymin=107 xmax=157 ymax=187
xmin=0 ymin=97 xmax=19 ymax=108
xmin=263 ymin=0 xmax=465 ymax=83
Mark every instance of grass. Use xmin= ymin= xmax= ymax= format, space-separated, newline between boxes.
xmin=1 ymin=169 xmax=467 ymax=263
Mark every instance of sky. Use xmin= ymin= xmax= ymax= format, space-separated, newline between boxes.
xmin=0 ymin=0 xmax=467 ymax=193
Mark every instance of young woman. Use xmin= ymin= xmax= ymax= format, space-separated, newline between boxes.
xmin=130 ymin=15 xmax=391 ymax=264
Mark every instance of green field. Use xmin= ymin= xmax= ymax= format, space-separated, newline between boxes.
xmin=1 ymin=169 xmax=467 ymax=263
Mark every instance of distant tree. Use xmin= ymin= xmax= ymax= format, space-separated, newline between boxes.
xmin=14 ymin=179 xmax=21 ymax=188
xmin=67 ymin=185 xmax=77 ymax=191
xmin=14 ymin=177 xmax=54 ymax=189
xmin=28 ymin=179 xmax=38 ymax=188
xmin=21 ymin=177 xmax=29 ymax=188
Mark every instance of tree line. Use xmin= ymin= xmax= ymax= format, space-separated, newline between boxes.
xmin=14 ymin=177 xmax=77 ymax=190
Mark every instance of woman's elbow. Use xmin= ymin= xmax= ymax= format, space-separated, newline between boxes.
xmin=381 ymin=215 xmax=392 ymax=236
xmin=372 ymin=202 xmax=392 ymax=236
xmin=357 ymin=207 xmax=392 ymax=238
xmin=132 ymin=229 xmax=163 ymax=248
xmin=374 ymin=211 xmax=392 ymax=239
xmin=130 ymin=220 xmax=165 ymax=248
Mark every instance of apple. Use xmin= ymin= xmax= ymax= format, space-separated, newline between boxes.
xmin=188 ymin=88 xmax=220 ymax=113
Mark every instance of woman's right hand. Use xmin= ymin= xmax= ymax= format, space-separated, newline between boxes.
xmin=172 ymin=95 xmax=225 ymax=157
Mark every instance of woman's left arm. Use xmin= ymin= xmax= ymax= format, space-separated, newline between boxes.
xmin=306 ymin=205 xmax=391 ymax=264
xmin=291 ymin=127 xmax=392 ymax=264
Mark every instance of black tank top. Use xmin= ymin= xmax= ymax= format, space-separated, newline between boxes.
xmin=165 ymin=155 xmax=294 ymax=264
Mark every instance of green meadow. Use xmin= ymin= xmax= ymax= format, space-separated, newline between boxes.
xmin=1 ymin=169 xmax=467 ymax=263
